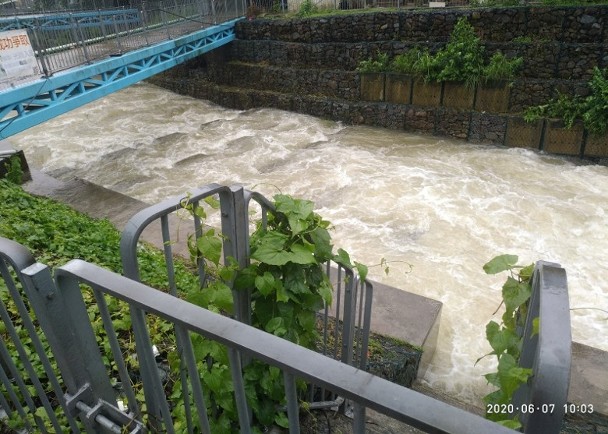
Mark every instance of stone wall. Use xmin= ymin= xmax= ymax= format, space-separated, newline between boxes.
xmin=148 ymin=5 xmax=608 ymax=160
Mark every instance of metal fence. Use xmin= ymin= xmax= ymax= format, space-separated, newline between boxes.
xmin=1 ymin=0 xmax=245 ymax=77
xmin=247 ymin=0 xmax=471 ymax=13
xmin=1 ymin=234 xmax=522 ymax=434
xmin=0 ymin=189 xmax=572 ymax=432
xmin=119 ymin=184 xmax=374 ymax=422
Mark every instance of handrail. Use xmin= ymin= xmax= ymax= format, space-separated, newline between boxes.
xmin=0 ymin=235 xmax=572 ymax=433
xmin=515 ymin=260 xmax=571 ymax=433
xmin=44 ymin=258 xmax=517 ymax=434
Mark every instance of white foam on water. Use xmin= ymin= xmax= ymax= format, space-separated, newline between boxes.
xmin=11 ymin=83 xmax=608 ymax=408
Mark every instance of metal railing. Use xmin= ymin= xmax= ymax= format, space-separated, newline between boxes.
xmin=514 ymin=260 xmax=571 ymax=433
xmin=119 ymin=184 xmax=373 ymax=425
xmin=247 ymin=0 xmax=470 ymax=13
xmin=0 ymin=238 xmax=514 ymax=433
xmin=1 ymin=0 xmax=244 ymax=81
xmin=0 ymin=229 xmax=572 ymax=433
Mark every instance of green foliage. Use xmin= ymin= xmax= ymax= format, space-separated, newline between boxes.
xmin=356 ymin=52 xmax=389 ymax=73
xmin=0 ymin=181 xmax=368 ymax=432
xmin=482 ymin=51 xmax=523 ymax=83
xmin=582 ymin=66 xmax=608 ymax=136
xmin=524 ymin=67 xmax=608 ymax=137
xmin=468 ymin=0 xmax=520 ymax=7
xmin=433 ymin=18 xmax=485 ymax=88
xmin=297 ymin=0 xmax=318 ymax=17
xmin=360 ymin=19 xmax=522 ymax=88
xmin=389 ymin=48 xmax=424 ymax=75
xmin=3 ymin=155 xmax=24 ymax=184
xmin=0 ymin=180 xmax=203 ymax=432
xmin=479 ymin=254 xmax=536 ymax=429
xmin=182 ymin=192 xmax=366 ymax=429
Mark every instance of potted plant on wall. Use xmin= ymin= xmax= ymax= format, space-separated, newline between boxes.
xmin=476 ymin=51 xmax=523 ymax=113
xmin=523 ymin=67 xmax=608 ymax=157
xmin=433 ymin=18 xmax=484 ymax=110
xmin=357 ymin=52 xmax=389 ymax=101
xmin=391 ymin=47 xmax=443 ymax=107
xmin=385 ymin=48 xmax=419 ymax=105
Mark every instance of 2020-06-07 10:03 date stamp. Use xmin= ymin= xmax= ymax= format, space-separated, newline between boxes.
xmin=487 ymin=403 xmax=594 ymax=415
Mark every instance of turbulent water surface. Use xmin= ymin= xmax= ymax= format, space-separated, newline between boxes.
xmin=11 ymin=82 xmax=608 ymax=406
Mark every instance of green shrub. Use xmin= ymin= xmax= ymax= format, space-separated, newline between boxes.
xmin=433 ymin=17 xmax=485 ymax=88
xmin=297 ymin=0 xmax=318 ymax=17
xmin=361 ymin=19 xmax=523 ymax=88
xmin=524 ymin=67 xmax=608 ymax=137
xmin=582 ymin=66 xmax=608 ymax=136
xmin=482 ymin=51 xmax=524 ymax=83
xmin=356 ymin=52 xmax=390 ymax=73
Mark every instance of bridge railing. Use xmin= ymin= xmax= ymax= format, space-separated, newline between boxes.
xmin=1 ymin=234 xmax=522 ymax=433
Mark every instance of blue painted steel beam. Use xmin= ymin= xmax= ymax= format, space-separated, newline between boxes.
xmin=0 ymin=18 xmax=241 ymax=139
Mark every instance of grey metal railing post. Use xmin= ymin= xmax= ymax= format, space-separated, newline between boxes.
xmin=138 ymin=8 xmax=150 ymax=45
xmin=0 ymin=238 xmax=80 ymax=432
xmin=230 ymin=185 xmax=252 ymax=325
xmin=19 ymin=262 xmax=115 ymax=433
xmin=513 ymin=261 xmax=571 ymax=434
xmin=112 ymin=14 xmax=123 ymax=53
xmin=284 ymin=372 xmax=300 ymax=434
xmin=29 ymin=27 xmax=52 ymax=77
xmin=341 ymin=269 xmax=355 ymax=366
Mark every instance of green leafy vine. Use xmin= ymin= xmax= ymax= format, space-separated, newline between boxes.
xmin=181 ymin=192 xmax=369 ymax=431
xmin=478 ymin=254 xmax=535 ymax=430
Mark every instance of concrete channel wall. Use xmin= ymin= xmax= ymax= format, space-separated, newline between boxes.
xmin=148 ymin=5 xmax=608 ymax=161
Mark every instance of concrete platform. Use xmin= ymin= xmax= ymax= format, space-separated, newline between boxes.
xmin=569 ymin=342 xmax=608 ymax=416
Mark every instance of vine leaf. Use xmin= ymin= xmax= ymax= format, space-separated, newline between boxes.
xmin=288 ymin=243 xmax=316 ymax=265
xmin=333 ymin=248 xmax=352 ymax=268
xmin=532 ymin=317 xmax=540 ymax=337
xmin=502 ymin=277 xmax=532 ymax=316
xmin=265 ymin=317 xmax=287 ymax=336
xmin=309 ymin=226 xmax=333 ymax=262
xmin=275 ymin=194 xmax=314 ymax=235
xmin=318 ymin=279 xmax=333 ymax=305
xmin=284 ymin=264 xmax=308 ymax=294
xmin=255 ymin=272 xmax=276 ymax=297
xmin=486 ymin=321 xmax=520 ymax=356
xmin=497 ymin=354 xmax=532 ymax=397
xmin=251 ymin=232 xmax=290 ymax=265
xmin=483 ymin=254 xmax=518 ymax=275
xmin=207 ymin=281 xmax=234 ymax=314
xmin=355 ymin=261 xmax=368 ymax=282
xmin=498 ymin=419 xmax=522 ymax=430
xmin=197 ymin=229 xmax=222 ymax=266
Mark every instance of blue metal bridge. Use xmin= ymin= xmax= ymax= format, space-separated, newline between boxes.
xmin=0 ymin=0 xmax=246 ymax=139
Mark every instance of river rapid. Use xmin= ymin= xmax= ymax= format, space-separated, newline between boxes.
xmin=10 ymin=82 xmax=608 ymax=407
